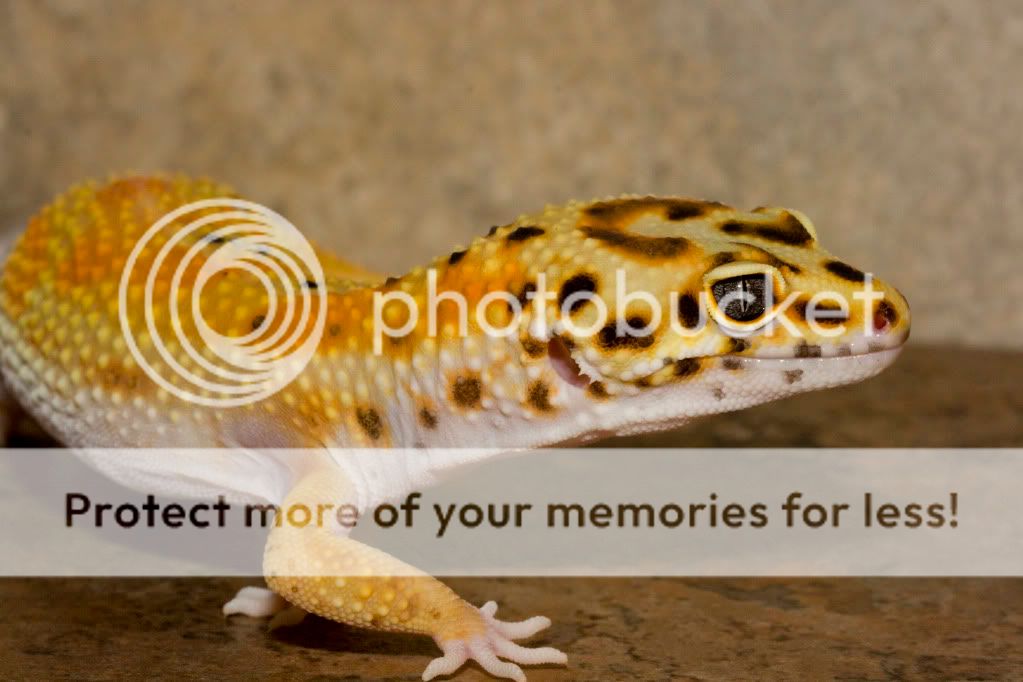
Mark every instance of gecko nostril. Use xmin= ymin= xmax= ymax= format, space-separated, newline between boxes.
xmin=873 ymin=300 xmax=898 ymax=333
xmin=547 ymin=337 xmax=589 ymax=388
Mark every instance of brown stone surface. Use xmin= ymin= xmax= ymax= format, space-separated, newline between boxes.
xmin=4 ymin=577 xmax=1023 ymax=681
xmin=1 ymin=344 xmax=1021 ymax=680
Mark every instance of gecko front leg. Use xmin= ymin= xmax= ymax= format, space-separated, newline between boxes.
xmin=262 ymin=468 xmax=567 ymax=681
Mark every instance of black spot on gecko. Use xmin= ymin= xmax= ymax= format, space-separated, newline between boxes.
xmin=676 ymin=293 xmax=702 ymax=329
xmin=713 ymin=387 xmax=726 ymax=401
xmin=722 ymin=358 xmax=743 ymax=371
xmin=251 ymin=315 xmax=265 ymax=331
xmin=451 ymin=375 xmax=482 ymax=409
xmin=795 ymin=342 xmax=823 ymax=358
xmin=720 ymin=213 xmax=813 ymax=246
xmin=731 ymin=245 xmax=803 ymax=274
xmin=825 ymin=260 xmax=867 ymax=282
xmin=527 ymin=380 xmax=554 ymax=412
xmin=305 ymin=280 xmax=319 ymax=289
xmin=587 ymin=381 xmax=609 ymax=399
xmin=506 ymin=282 xmax=536 ymax=316
xmin=597 ymin=317 xmax=656 ymax=350
xmin=792 ymin=299 xmax=849 ymax=326
xmin=384 ymin=276 xmax=399 ymax=286
xmin=516 ymin=282 xmax=537 ymax=307
xmin=356 ymin=408 xmax=383 ymax=440
xmin=583 ymin=197 xmax=724 ymax=229
xmin=728 ymin=337 xmax=751 ymax=354
xmin=418 ymin=407 xmax=438 ymax=430
xmin=328 ymin=324 xmax=341 ymax=336
xmin=673 ymin=357 xmax=702 ymax=378
xmin=448 ymin=250 xmax=467 ymax=265
xmin=785 ymin=370 xmax=804 ymax=384
xmin=711 ymin=252 xmax=738 ymax=267
xmin=770 ymin=257 xmax=803 ymax=275
xmin=559 ymin=274 xmax=598 ymax=314
xmin=507 ymin=225 xmax=545 ymax=242
xmin=581 ymin=226 xmax=690 ymax=259
xmin=487 ymin=225 xmax=499 ymax=237
xmin=521 ymin=338 xmax=546 ymax=358
xmin=665 ymin=201 xmax=709 ymax=221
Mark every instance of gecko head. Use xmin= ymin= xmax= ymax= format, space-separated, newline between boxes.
xmin=489 ymin=198 xmax=912 ymax=441
xmin=398 ymin=196 xmax=910 ymax=447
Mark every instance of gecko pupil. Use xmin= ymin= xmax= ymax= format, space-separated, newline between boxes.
xmin=711 ymin=274 xmax=768 ymax=323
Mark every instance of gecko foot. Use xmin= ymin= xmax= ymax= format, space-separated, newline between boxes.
xmin=223 ymin=586 xmax=308 ymax=629
xmin=423 ymin=601 xmax=567 ymax=681
xmin=223 ymin=586 xmax=288 ymax=618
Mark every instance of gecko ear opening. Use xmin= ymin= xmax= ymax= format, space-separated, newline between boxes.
xmin=547 ymin=336 xmax=590 ymax=388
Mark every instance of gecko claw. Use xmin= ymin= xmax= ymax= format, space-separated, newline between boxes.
xmin=423 ymin=602 xmax=566 ymax=681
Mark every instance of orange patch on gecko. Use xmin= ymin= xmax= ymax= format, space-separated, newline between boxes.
xmin=95 ymin=176 xmax=174 ymax=204
xmin=391 ymin=265 xmax=533 ymax=344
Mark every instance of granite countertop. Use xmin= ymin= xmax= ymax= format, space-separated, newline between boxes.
xmin=2 ymin=344 xmax=1022 ymax=680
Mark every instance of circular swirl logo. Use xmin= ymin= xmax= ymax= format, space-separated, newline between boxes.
xmin=118 ymin=199 xmax=326 ymax=407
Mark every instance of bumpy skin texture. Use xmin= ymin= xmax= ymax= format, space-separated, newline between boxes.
xmin=0 ymin=176 xmax=910 ymax=680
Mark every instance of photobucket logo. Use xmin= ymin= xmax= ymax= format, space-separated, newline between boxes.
xmin=118 ymin=199 xmax=326 ymax=407
xmin=372 ymin=268 xmax=889 ymax=354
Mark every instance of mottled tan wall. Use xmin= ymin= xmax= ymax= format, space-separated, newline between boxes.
xmin=1 ymin=1 xmax=1020 ymax=348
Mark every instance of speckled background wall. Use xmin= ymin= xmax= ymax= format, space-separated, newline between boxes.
xmin=1 ymin=1 xmax=1020 ymax=348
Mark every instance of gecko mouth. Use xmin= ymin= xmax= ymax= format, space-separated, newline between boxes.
xmin=546 ymin=330 xmax=908 ymax=391
xmin=547 ymin=337 xmax=591 ymax=388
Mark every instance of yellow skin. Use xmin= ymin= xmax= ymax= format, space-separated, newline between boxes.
xmin=0 ymin=176 xmax=910 ymax=680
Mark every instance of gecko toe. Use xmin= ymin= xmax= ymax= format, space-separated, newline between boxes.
xmin=482 ymin=602 xmax=553 ymax=640
xmin=493 ymin=639 xmax=568 ymax=666
xmin=423 ymin=640 xmax=469 ymax=680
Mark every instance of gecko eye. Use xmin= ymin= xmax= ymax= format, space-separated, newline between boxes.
xmin=703 ymin=262 xmax=783 ymax=330
xmin=711 ymin=274 xmax=768 ymax=323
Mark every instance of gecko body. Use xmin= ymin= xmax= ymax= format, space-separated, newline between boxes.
xmin=0 ymin=176 xmax=910 ymax=680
